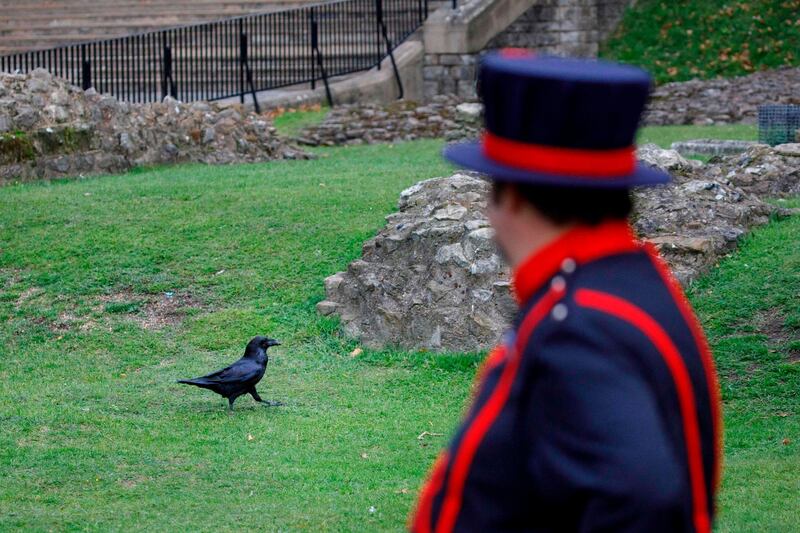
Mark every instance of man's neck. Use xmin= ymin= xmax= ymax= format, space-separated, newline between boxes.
xmin=505 ymin=221 xmax=573 ymax=269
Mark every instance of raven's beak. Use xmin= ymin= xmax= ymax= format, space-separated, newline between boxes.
xmin=272 ymin=341 xmax=282 ymax=346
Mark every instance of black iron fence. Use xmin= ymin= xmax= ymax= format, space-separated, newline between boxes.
xmin=0 ymin=0 xmax=429 ymax=108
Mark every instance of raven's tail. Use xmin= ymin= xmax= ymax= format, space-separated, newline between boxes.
xmin=176 ymin=378 xmax=214 ymax=388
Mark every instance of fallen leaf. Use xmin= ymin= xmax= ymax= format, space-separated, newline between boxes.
xmin=247 ymin=434 xmax=255 ymax=442
xmin=776 ymin=412 xmax=790 ymax=417
xmin=396 ymin=488 xmax=410 ymax=494
xmin=417 ymin=431 xmax=444 ymax=440
xmin=350 ymin=347 xmax=364 ymax=357
xmin=782 ymin=438 xmax=791 ymax=446
xmin=360 ymin=452 xmax=368 ymax=459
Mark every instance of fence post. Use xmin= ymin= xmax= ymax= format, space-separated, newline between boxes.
xmin=161 ymin=32 xmax=176 ymax=100
xmin=162 ymin=45 xmax=174 ymax=99
xmin=80 ymin=44 xmax=91 ymax=90
xmin=309 ymin=14 xmax=333 ymax=107
xmin=375 ymin=0 xmax=382 ymax=70
xmin=376 ymin=0 xmax=404 ymax=99
xmin=239 ymin=30 xmax=262 ymax=113
xmin=239 ymin=19 xmax=245 ymax=104
xmin=310 ymin=9 xmax=316 ymax=91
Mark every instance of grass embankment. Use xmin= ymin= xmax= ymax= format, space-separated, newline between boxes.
xmin=0 ymin=128 xmax=796 ymax=530
xmin=272 ymin=105 xmax=330 ymax=138
xmin=601 ymin=0 xmax=800 ymax=84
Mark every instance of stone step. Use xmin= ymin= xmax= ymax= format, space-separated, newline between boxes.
xmin=0 ymin=0 xmax=302 ymax=8
xmin=0 ymin=12 xmax=415 ymax=39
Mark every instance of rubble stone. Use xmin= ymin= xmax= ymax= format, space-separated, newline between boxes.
xmin=297 ymin=95 xmax=480 ymax=146
xmin=0 ymin=70 xmax=309 ymax=185
xmin=319 ymin=145 xmax=797 ymax=351
xmin=644 ymin=67 xmax=800 ymax=125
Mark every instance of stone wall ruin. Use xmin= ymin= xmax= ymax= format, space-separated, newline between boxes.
xmin=317 ymin=144 xmax=800 ymax=352
xmin=0 ymin=69 xmax=308 ymax=185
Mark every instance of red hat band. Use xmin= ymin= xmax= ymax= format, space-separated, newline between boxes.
xmin=481 ymin=133 xmax=637 ymax=179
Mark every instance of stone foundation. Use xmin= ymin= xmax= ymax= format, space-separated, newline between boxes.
xmin=0 ymin=69 xmax=308 ymax=185
xmin=317 ymin=144 xmax=798 ymax=351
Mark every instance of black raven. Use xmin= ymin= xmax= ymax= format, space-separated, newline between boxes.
xmin=177 ymin=336 xmax=280 ymax=410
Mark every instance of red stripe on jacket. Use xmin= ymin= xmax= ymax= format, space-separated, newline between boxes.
xmin=430 ymin=285 xmax=565 ymax=533
xmin=575 ymin=289 xmax=711 ymax=533
xmin=412 ymin=452 xmax=450 ymax=533
xmin=645 ymin=244 xmax=723 ymax=495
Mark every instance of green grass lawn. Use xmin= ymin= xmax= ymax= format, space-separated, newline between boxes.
xmin=638 ymin=124 xmax=757 ymax=148
xmin=601 ymin=0 xmax=800 ymax=84
xmin=0 ymin=130 xmax=797 ymax=531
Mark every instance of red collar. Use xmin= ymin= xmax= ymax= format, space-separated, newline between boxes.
xmin=512 ymin=219 xmax=641 ymax=304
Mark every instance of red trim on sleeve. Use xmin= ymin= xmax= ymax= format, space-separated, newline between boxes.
xmin=645 ymin=244 xmax=723 ymax=496
xmin=474 ymin=344 xmax=507 ymax=385
xmin=575 ymin=289 xmax=712 ymax=533
xmin=411 ymin=452 xmax=450 ymax=533
xmin=432 ymin=285 xmax=565 ymax=533
xmin=483 ymin=132 xmax=636 ymax=177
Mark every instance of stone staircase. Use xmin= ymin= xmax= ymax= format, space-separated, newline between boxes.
xmin=0 ymin=0 xmax=317 ymax=55
xmin=0 ymin=0 xmax=448 ymax=103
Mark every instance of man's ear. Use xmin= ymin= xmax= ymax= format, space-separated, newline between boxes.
xmin=505 ymin=184 xmax=527 ymax=214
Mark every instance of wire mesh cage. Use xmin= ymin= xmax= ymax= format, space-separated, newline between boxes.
xmin=758 ymin=104 xmax=800 ymax=146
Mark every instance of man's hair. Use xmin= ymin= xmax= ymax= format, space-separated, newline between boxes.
xmin=491 ymin=181 xmax=633 ymax=226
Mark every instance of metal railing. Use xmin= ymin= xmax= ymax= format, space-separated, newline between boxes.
xmin=0 ymin=0 xmax=429 ymax=108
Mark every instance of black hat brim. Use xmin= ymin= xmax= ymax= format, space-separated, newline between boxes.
xmin=443 ymin=141 xmax=671 ymax=189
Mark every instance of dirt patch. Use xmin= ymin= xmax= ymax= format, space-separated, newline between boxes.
xmin=118 ymin=475 xmax=151 ymax=490
xmin=754 ymin=309 xmax=800 ymax=361
xmin=50 ymin=311 xmax=77 ymax=333
xmin=97 ymin=290 xmax=203 ymax=330
xmin=14 ymin=286 xmax=44 ymax=308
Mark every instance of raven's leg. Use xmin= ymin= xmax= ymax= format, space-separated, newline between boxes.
xmin=250 ymin=387 xmax=283 ymax=407
xmin=228 ymin=396 xmax=236 ymax=412
xmin=249 ymin=387 xmax=264 ymax=403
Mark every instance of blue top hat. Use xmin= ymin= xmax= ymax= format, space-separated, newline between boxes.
xmin=444 ymin=51 xmax=670 ymax=188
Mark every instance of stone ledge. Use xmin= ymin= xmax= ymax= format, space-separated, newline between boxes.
xmin=423 ymin=0 xmax=537 ymax=54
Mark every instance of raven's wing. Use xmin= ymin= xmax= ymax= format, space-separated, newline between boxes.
xmin=197 ymin=358 xmax=263 ymax=384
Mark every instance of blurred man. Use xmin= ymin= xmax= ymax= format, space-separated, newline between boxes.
xmin=410 ymin=52 xmax=722 ymax=533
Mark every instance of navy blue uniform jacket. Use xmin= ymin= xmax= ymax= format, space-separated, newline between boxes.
xmin=411 ymin=220 xmax=722 ymax=533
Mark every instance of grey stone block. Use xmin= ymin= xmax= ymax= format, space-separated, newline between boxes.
xmin=423 ymin=54 xmax=439 ymax=66
xmin=423 ymin=80 xmax=441 ymax=100
xmin=440 ymin=77 xmax=457 ymax=95
xmin=439 ymin=54 xmax=463 ymax=66
xmin=450 ymin=65 xmax=476 ymax=80
xmin=457 ymin=80 xmax=477 ymax=98
xmin=423 ymin=65 xmax=446 ymax=80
